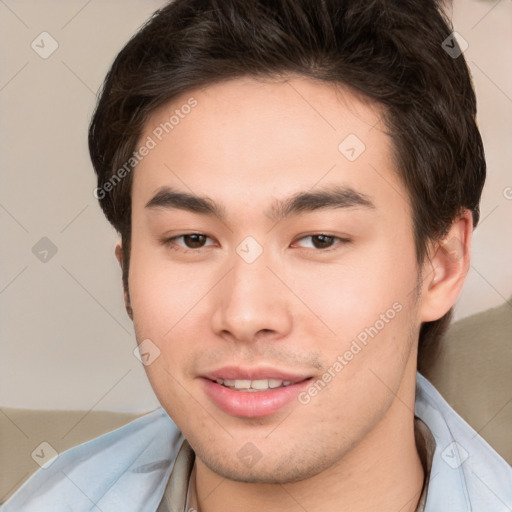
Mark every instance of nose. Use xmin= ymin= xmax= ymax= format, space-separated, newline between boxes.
xmin=210 ymin=250 xmax=294 ymax=344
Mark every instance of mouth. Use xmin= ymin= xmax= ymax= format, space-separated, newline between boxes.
xmin=200 ymin=367 xmax=313 ymax=418
xmin=213 ymin=378 xmax=300 ymax=392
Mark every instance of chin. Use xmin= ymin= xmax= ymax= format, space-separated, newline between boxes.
xmin=196 ymin=444 xmax=334 ymax=484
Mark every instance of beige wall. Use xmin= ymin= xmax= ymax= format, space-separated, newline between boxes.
xmin=1 ymin=0 xmax=511 ymax=412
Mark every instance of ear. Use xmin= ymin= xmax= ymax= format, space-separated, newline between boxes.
xmin=115 ymin=243 xmax=133 ymax=320
xmin=419 ymin=210 xmax=473 ymax=322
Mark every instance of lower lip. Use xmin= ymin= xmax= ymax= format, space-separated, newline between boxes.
xmin=201 ymin=378 xmax=312 ymax=418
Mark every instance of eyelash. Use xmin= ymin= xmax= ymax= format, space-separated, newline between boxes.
xmin=162 ymin=234 xmax=215 ymax=253
xmin=162 ymin=233 xmax=350 ymax=254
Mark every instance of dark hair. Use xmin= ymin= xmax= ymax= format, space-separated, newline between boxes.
xmin=88 ymin=0 xmax=486 ymax=373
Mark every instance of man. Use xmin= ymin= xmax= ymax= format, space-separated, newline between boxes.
xmin=4 ymin=0 xmax=511 ymax=510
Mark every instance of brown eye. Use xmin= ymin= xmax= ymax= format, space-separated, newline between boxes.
xmin=182 ymin=234 xmax=208 ymax=248
xmin=163 ymin=233 xmax=214 ymax=252
xmin=310 ymin=234 xmax=336 ymax=249
xmin=292 ymin=234 xmax=350 ymax=251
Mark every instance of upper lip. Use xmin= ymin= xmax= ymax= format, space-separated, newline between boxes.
xmin=202 ymin=366 xmax=312 ymax=383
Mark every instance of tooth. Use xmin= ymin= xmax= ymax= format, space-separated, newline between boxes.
xmin=251 ymin=379 xmax=269 ymax=390
xmin=219 ymin=378 xmax=292 ymax=390
xmin=234 ymin=380 xmax=251 ymax=389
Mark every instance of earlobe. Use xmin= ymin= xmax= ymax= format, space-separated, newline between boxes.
xmin=419 ymin=210 xmax=473 ymax=322
xmin=114 ymin=243 xmax=134 ymax=320
xmin=115 ymin=243 xmax=124 ymax=268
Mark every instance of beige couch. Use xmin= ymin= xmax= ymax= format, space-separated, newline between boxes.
xmin=1 ymin=299 xmax=511 ymax=504
xmin=422 ymin=298 xmax=512 ymax=465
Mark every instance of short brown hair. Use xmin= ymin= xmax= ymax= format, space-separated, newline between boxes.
xmin=88 ymin=0 xmax=486 ymax=373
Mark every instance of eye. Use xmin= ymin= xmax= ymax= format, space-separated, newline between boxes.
xmin=163 ymin=233 xmax=215 ymax=251
xmin=292 ymin=234 xmax=350 ymax=250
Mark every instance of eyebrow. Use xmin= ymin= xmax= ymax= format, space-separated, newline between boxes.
xmin=145 ymin=185 xmax=375 ymax=222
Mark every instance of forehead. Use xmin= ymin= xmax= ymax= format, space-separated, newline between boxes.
xmin=131 ymin=76 xmax=407 ymax=217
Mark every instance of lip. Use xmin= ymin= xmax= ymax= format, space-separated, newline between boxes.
xmin=200 ymin=366 xmax=313 ymax=418
xmin=203 ymin=366 xmax=311 ymax=383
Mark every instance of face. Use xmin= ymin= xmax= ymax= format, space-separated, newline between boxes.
xmin=126 ymin=76 xmax=424 ymax=483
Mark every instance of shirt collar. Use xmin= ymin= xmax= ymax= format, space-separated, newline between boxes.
xmin=157 ymin=438 xmax=195 ymax=512
xmin=157 ymin=418 xmax=436 ymax=512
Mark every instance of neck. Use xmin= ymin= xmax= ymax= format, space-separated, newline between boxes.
xmin=189 ymin=369 xmax=424 ymax=512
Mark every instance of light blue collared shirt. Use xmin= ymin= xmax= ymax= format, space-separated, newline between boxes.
xmin=3 ymin=373 xmax=511 ymax=511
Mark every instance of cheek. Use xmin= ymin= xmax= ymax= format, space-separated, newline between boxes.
xmin=128 ymin=243 xmax=202 ymax=334
xmin=127 ymin=245 xmax=203 ymax=408
xmin=288 ymin=240 xmax=420 ymax=407
xmin=290 ymin=239 xmax=418 ymax=343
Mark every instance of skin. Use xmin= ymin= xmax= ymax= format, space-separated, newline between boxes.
xmin=116 ymin=76 xmax=472 ymax=512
